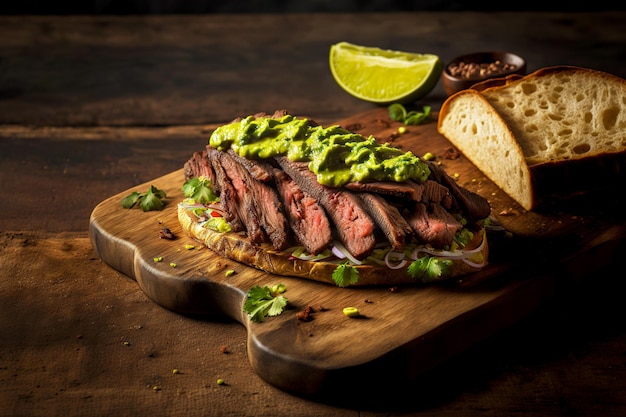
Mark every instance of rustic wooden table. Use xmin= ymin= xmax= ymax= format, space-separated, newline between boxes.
xmin=1 ymin=12 xmax=625 ymax=417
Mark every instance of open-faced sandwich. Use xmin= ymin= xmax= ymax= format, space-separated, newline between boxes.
xmin=178 ymin=110 xmax=491 ymax=287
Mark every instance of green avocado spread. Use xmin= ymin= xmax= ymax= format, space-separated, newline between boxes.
xmin=209 ymin=114 xmax=430 ymax=187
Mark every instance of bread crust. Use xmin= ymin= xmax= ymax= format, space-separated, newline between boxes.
xmin=178 ymin=203 xmax=488 ymax=287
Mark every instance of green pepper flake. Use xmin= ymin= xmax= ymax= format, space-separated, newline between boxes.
xmin=184 ymin=244 xmax=195 ymax=250
xmin=342 ymin=307 xmax=360 ymax=318
xmin=225 ymin=269 xmax=236 ymax=277
xmin=422 ymin=152 xmax=435 ymax=161
xmin=169 ymin=262 xmax=177 ymax=268
xmin=154 ymin=256 xmax=163 ymax=262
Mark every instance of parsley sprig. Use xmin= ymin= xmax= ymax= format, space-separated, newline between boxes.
xmin=120 ymin=185 xmax=167 ymax=211
xmin=243 ymin=284 xmax=288 ymax=323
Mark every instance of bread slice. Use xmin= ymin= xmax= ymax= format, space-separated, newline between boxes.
xmin=177 ymin=203 xmax=489 ymax=287
xmin=438 ymin=66 xmax=626 ymax=210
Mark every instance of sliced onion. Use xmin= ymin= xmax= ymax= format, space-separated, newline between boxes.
xmin=410 ymin=230 xmax=487 ymax=261
xmin=331 ymin=241 xmax=363 ymax=265
xmin=288 ymin=246 xmax=334 ymax=262
xmin=294 ymin=253 xmax=319 ymax=261
xmin=384 ymin=250 xmax=407 ymax=270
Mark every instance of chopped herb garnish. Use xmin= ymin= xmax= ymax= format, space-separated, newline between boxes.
xmin=332 ymin=263 xmax=360 ymax=287
xmin=182 ymin=176 xmax=219 ymax=205
xmin=407 ymin=256 xmax=452 ymax=283
xmin=243 ymin=284 xmax=288 ymax=323
xmin=120 ymin=185 xmax=167 ymax=211
xmin=388 ymin=103 xmax=432 ymax=126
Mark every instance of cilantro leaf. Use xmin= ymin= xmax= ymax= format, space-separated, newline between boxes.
xmin=407 ymin=256 xmax=453 ymax=283
xmin=139 ymin=185 xmax=166 ymax=211
xmin=120 ymin=185 xmax=167 ymax=211
xmin=405 ymin=106 xmax=431 ymax=125
xmin=243 ymin=284 xmax=288 ymax=323
xmin=388 ymin=103 xmax=432 ymax=126
xmin=332 ymin=264 xmax=360 ymax=287
xmin=388 ymin=103 xmax=407 ymax=122
xmin=120 ymin=191 xmax=142 ymax=209
xmin=182 ymin=176 xmax=219 ymax=205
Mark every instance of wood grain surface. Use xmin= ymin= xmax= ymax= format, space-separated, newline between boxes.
xmin=89 ymin=107 xmax=626 ymax=398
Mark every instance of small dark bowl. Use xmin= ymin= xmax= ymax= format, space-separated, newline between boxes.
xmin=442 ymin=51 xmax=527 ymax=96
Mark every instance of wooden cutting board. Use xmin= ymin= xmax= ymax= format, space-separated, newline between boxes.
xmin=89 ymin=107 xmax=625 ymax=399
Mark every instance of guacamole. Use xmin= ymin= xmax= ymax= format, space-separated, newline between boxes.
xmin=209 ymin=114 xmax=430 ymax=187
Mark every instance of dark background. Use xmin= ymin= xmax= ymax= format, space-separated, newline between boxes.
xmin=0 ymin=0 xmax=623 ymax=14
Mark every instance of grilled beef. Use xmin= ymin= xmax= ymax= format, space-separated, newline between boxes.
xmin=420 ymin=180 xmax=453 ymax=207
xmin=426 ymin=161 xmax=491 ymax=221
xmin=273 ymin=168 xmax=333 ymax=254
xmin=217 ymin=150 xmax=290 ymax=250
xmin=226 ymin=149 xmax=274 ymax=183
xmin=184 ymin=150 xmax=217 ymax=187
xmin=406 ymin=202 xmax=462 ymax=247
xmin=205 ymin=148 xmax=245 ymax=232
xmin=344 ymin=180 xmax=416 ymax=200
xmin=356 ymin=193 xmax=413 ymax=250
xmin=275 ymin=156 xmax=377 ymax=259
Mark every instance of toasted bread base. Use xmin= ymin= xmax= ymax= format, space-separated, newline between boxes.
xmin=177 ymin=204 xmax=488 ymax=287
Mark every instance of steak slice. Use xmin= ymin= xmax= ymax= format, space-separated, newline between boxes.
xmin=345 ymin=179 xmax=452 ymax=208
xmin=406 ymin=202 xmax=463 ymax=248
xmin=226 ymin=149 xmax=274 ymax=183
xmin=184 ymin=150 xmax=216 ymax=183
xmin=421 ymin=180 xmax=453 ymax=208
xmin=205 ymin=148 xmax=246 ymax=233
xmin=273 ymin=169 xmax=333 ymax=254
xmin=357 ymin=193 xmax=413 ymax=250
xmin=219 ymin=150 xmax=291 ymax=250
xmin=344 ymin=180 xmax=416 ymax=199
xmin=275 ymin=156 xmax=376 ymax=259
xmin=426 ymin=161 xmax=491 ymax=221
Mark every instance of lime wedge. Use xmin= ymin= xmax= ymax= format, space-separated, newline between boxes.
xmin=329 ymin=42 xmax=442 ymax=105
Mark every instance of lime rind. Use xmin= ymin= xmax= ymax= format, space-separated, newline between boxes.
xmin=329 ymin=42 xmax=442 ymax=105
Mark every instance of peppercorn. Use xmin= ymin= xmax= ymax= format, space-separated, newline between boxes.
xmin=448 ymin=60 xmax=517 ymax=80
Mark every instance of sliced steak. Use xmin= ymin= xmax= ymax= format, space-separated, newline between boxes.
xmin=356 ymin=193 xmax=413 ymax=250
xmin=204 ymin=148 xmax=246 ymax=232
xmin=219 ymin=151 xmax=290 ymax=250
xmin=426 ymin=161 xmax=491 ymax=221
xmin=406 ymin=202 xmax=463 ymax=248
xmin=226 ymin=149 xmax=274 ymax=183
xmin=421 ymin=180 xmax=453 ymax=208
xmin=275 ymin=156 xmax=376 ymax=259
xmin=273 ymin=169 xmax=333 ymax=254
xmin=184 ymin=150 xmax=217 ymax=186
xmin=344 ymin=180 xmax=416 ymax=199
xmin=183 ymin=151 xmax=201 ymax=181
